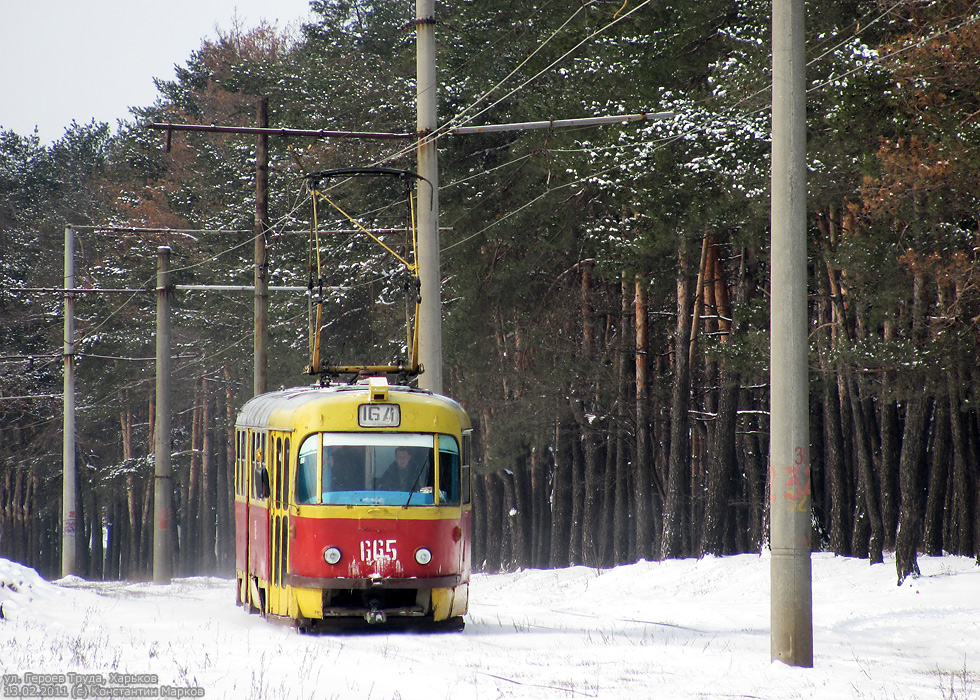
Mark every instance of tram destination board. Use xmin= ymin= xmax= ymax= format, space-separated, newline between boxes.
xmin=358 ymin=403 xmax=401 ymax=428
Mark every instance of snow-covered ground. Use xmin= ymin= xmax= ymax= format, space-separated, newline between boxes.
xmin=1 ymin=552 xmax=977 ymax=699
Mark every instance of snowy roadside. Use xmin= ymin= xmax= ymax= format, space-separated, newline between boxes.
xmin=1 ymin=553 xmax=977 ymax=699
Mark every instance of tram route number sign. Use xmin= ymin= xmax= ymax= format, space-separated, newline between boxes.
xmin=358 ymin=403 xmax=401 ymax=428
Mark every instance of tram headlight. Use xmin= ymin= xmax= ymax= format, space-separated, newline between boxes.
xmin=414 ymin=547 xmax=432 ymax=565
xmin=324 ymin=547 xmax=342 ymax=565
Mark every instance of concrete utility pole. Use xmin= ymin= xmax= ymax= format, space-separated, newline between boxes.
xmin=770 ymin=0 xmax=814 ymax=667
xmin=153 ymin=246 xmax=174 ymax=583
xmin=415 ymin=0 xmax=443 ymax=394
xmin=254 ymin=98 xmax=270 ymax=397
xmin=62 ymin=225 xmax=77 ymax=577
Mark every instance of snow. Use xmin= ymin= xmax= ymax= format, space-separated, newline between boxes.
xmin=1 ymin=552 xmax=977 ymax=699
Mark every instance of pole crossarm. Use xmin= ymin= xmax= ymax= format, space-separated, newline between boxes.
xmin=21 ymin=287 xmax=152 ymax=294
xmin=176 ymin=284 xmax=311 ymax=293
xmin=64 ymin=224 xmax=451 ymax=238
xmin=448 ymin=112 xmax=673 ymax=135
xmin=0 ymin=394 xmax=65 ymax=401
xmin=68 ymin=226 xmax=253 ymax=235
xmin=21 ymin=285 xmax=314 ymax=294
xmin=150 ymin=122 xmax=414 ymax=141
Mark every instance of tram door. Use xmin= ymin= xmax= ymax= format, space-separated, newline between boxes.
xmin=234 ymin=428 xmax=249 ymax=605
xmin=267 ymin=433 xmax=291 ymax=615
xmin=246 ymin=429 xmax=270 ymax=609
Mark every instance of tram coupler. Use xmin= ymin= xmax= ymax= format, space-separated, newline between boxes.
xmin=365 ymin=601 xmax=387 ymax=624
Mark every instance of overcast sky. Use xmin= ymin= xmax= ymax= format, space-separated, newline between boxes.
xmin=1 ymin=1 xmax=314 ymax=143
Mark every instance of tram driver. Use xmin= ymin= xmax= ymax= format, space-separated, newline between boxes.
xmin=379 ymin=446 xmax=428 ymax=492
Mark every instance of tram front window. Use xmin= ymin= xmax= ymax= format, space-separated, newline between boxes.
xmin=295 ymin=433 xmax=460 ymax=506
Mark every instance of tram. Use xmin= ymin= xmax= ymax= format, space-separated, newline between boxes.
xmin=234 ymin=376 xmax=472 ymax=628
xmin=233 ymin=167 xmax=471 ymax=628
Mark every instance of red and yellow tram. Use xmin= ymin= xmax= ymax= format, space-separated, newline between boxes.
xmin=234 ymin=376 xmax=472 ymax=629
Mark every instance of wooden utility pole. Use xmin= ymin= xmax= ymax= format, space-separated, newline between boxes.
xmin=770 ymin=0 xmax=813 ymax=668
xmin=254 ymin=98 xmax=270 ymax=397
xmin=153 ymin=246 xmax=174 ymax=583
xmin=415 ymin=0 xmax=443 ymax=394
xmin=62 ymin=225 xmax=77 ymax=577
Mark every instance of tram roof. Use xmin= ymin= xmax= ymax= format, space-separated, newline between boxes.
xmin=235 ymin=382 xmax=466 ymax=431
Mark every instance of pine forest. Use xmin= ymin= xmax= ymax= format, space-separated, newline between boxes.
xmin=1 ymin=0 xmax=979 ymax=586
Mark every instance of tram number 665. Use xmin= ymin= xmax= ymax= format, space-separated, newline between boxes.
xmin=360 ymin=539 xmax=398 ymax=564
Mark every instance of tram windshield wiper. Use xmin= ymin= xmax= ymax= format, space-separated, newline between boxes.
xmin=404 ymin=455 xmax=432 ymax=507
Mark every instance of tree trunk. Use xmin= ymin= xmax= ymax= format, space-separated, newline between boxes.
xmin=484 ymin=473 xmax=503 ymax=572
xmin=500 ymin=471 xmax=516 ymax=570
xmin=220 ymin=367 xmax=237 ymax=571
xmin=816 ymin=211 xmax=861 ymax=557
xmin=570 ymin=399 xmax=602 ymax=566
xmin=922 ymin=396 xmax=950 ymax=555
xmin=569 ymin=424 xmax=584 ymax=565
xmin=471 ymin=473 xmax=488 ymax=571
xmin=105 ymin=499 xmax=122 ymax=580
xmin=126 ymin=483 xmax=142 ymax=578
xmin=688 ymin=234 xmax=711 ymax=366
xmin=661 ymin=242 xmax=693 ymax=559
xmin=599 ymin=416 xmax=616 ymax=567
xmin=896 ymin=267 xmax=933 ymax=584
xmin=201 ymin=376 xmax=216 ymax=572
xmin=948 ymin=369 xmax=974 ymax=556
xmin=0 ymin=469 xmax=10 ymax=565
xmin=701 ymin=363 xmax=739 ymax=555
xmin=13 ymin=467 xmax=25 ymax=564
xmin=89 ymin=489 xmax=104 ymax=580
xmin=549 ymin=419 xmax=572 ymax=568
xmin=895 ymin=396 xmax=933 ymax=583
xmin=634 ymin=275 xmax=655 ymax=560
xmin=183 ymin=375 xmax=203 ymax=573
xmin=822 ymin=379 xmax=851 ymax=555
xmin=530 ymin=444 xmax=550 ymax=567
xmin=847 ymin=378 xmax=884 ymax=563
xmin=879 ymin=320 xmax=901 ymax=549
xmin=140 ymin=477 xmax=153 ymax=576
xmin=513 ymin=456 xmax=533 ymax=568
xmin=700 ymin=238 xmax=739 ymax=556
xmin=613 ymin=276 xmax=632 ymax=564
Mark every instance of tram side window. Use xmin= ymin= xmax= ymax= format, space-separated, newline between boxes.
xmin=438 ymin=436 xmax=461 ymax=505
xmin=250 ymin=433 xmax=258 ymax=498
xmin=283 ymin=438 xmax=290 ymax=504
xmin=237 ymin=430 xmax=248 ymax=497
xmin=462 ymin=431 xmax=472 ymax=505
xmin=252 ymin=431 xmax=270 ymax=500
xmin=275 ymin=437 xmax=284 ymax=505
xmin=234 ymin=431 xmax=242 ymax=496
xmin=238 ymin=432 xmax=244 ymax=496
xmin=296 ymin=435 xmax=318 ymax=505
